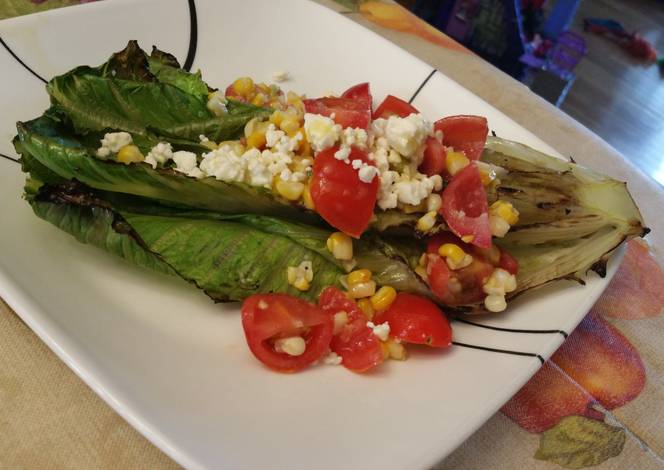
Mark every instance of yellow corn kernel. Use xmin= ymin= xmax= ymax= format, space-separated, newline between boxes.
xmin=293 ymin=277 xmax=310 ymax=291
xmin=116 ymin=144 xmax=144 ymax=165
xmin=233 ymin=77 xmax=254 ymax=97
xmin=438 ymin=243 xmax=466 ymax=264
xmin=415 ymin=265 xmax=428 ymax=280
xmin=461 ymin=235 xmax=474 ymax=243
xmin=380 ymin=342 xmax=390 ymax=360
xmin=280 ymin=117 xmax=300 ymax=135
xmin=298 ymin=133 xmax=312 ymax=156
xmin=477 ymin=161 xmax=497 ymax=186
xmin=426 ymin=193 xmax=442 ymax=212
xmin=333 ymin=311 xmax=348 ymax=335
xmin=357 ymin=298 xmax=375 ymax=319
xmin=418 ymin=253 xmax=428 ymax=266
xmin=250 ymin=93 xmax=266 ymax=106
xmin=275 ymin=178 xmax=304 ymax=201
xmin=247 ymin=131 xmax=267 ymax=150
xmin=302 ymin=183 xmax=315 ymax=209
xmin=416 ymin=211 xmax=437 ymax=232
xmin=256 ymin=83 xmax=270 ymax=95
xmin=385 ymin=339 xmax=407 ymax=361
xmin=347 ymin=280 xmax=376 ymax=299
xmin=269 ymin=110 xmax=286 ymax=127
xmin=446 ymin=150 xmax=470 ymax=176
xmin=370 ymin=286 xmax=397 ymax=311
xmin=490 ymin=200 xmax=519 ymax=225
xmin=326 ymin=232 xmax=353 ymax=261
xmin=348 ymin=269 xmax=372 ymax=285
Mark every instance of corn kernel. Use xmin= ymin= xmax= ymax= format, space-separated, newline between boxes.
xmin=347 ymin=280 xmax=376 ymax=299
xmin=333 ymin=311 xmax=348 ymax=335
xmin=348 ymin=269 xmax=372 ymax=285
xmin=489 ymin=215 xmax=510 ymax=238
xmin=280 ymin=117 xmax=300 ymax=135
xmin=116 ymin=144 xmax=143 ymax=165
xmin=490 ymin=200 xmax=519 ymax=225
xmin=370 ymin=286 xmax=397 ymax=311
xmin=357 ymin=298 xmax=375 ymax=319
xmin=247 ymin=131 xmax=267 ymax=149
xmin=483 ymin=268 xmax=517 ymax=296
xmin=326 ymin=232 xmax=353 ymax=261
xmin=461 ymin=235 xmax=474 ymax=243
xmin=269 ymin=110 xmax=286 ymax=127
xmin=275 ymin=178 xmax=304 ymax=201
xmin=427 ymin=193 xmax=442 ymax=212
xmin=251 ymin=93 xmax=266 ymax=106
xmin=484 ymin=293 xmax=507 ymax=312
xmin=302 ymin=183 xmax=315 ymax=209
xmin=380 ymin=342 xmax=390 ymax=359
xmin=416 ymin=211 xmax=437 ymax=232
xmin=274 ymin=336 xmax=306 ymax=356
xmin=233 ymin=77 xmax=254 ymax=97
xmin=446 ymin=150 xmax=470 ymax=176
xmin=448 ymin=277 xmax=462 ymax=294
xmin=438 ymin=244 xmax=466 ymax=264
xmin=418 ymin=253 xmax=428 ymax=266
xmin=293 ymin=277 xmax=310 ymax=291
xmin=298 ymin=134 xmax=312 ymax=156
xmin=476 ymin=161 xmax=496 ymax=186
xmin=385 ymin=339 xmax=407 ymax=360
xmin=415 ymin=265 xmax=428 ymax=280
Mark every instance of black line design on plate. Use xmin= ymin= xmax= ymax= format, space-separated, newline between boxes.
xmin=0 ymin=153 xmax=20 ymax=164
xmin=408 ymin=68 xmax=436 ymax=104
xmin=0 ymin=36 xmax=48 ymax=84
xmin=183 ymin=0 xmax=198 ymax=72
xmin=453 ymin=317 xmax=568 ymax=338
xmin=452 ymin=341 xmax=545 ymax=365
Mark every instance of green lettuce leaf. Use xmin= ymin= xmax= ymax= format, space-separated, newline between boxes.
xmin=46 ymin=41 xmax=269 ymax=142
xmin=31 ymin=183 xmax=428 ymax=302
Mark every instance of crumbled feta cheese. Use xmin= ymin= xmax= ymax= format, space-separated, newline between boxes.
xmin=342 ymin=127 xmax=369 ymax=149
xmin=322 ymin=350 xmax=343 ymax=365
xmin=143 ymin=142 xmax=174 ymax=169
xmin=173 ymin=150 xmax=204 ymax=178
xmin=358 ymin=165 xmax=378 ymax=183
xmin=334 ymin=145 xmax=351 ymax=162
xmin=274 ymin=336 xmax=306 ymax=356
xmin=377 ymin=170 xmax=399 ymax=210
xmin=366 ymin=321 xmax=390 ymax=341
xmin=304 ymin=113 xmax=341 ymax=152
xmin=384 ymin=113 xmax=431 ymax=157
xmin=394 ymin=176 xmax=435 ymax=206
xmin=351 ymin=159 xmax=363 ymax=170
xmin=271 ymin=70 xmax=290 ymax=82
xmin=199 ymin=147 xmax=245 ymax=182
xmin=265 ymin=124 xmax=286 ymax=148
xmin=199 ymin=135 xmax=210 ymax=143
xmin=96 ymin=132 xmax=133 ymax=159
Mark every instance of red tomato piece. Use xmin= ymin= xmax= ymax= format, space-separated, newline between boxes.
xmin=241 ymin=294 xmax=333 ymax=372
xmin=374 ymin=293 xmax=452 ymax=347
xmin=372 ymin=94 xmax=419 ymax=119
xmin=419 ymin=136 xmax=447 ymax=176
xmin=425 ymin=255 xmax=451 ymax=301
xmin=499 ymin=248 xmax=519 ymax=275
xmin=341 ymin=82 xmax=372 ymax=109
xmin=433 ymin=115 xmax=489 ymax=161
xmin=440 ymin=163 xmax=492 ymax=249
xmin=310 ymin=146 xmax=379 ymax=238
xmin=224 ymin=84 xmax=244 ymax=101
xmin=318 ymin=287 xmax=384 ymax=372
xmin=303 ymin=97 xmax=370 ymax=129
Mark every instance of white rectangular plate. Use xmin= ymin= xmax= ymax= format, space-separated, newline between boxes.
xmin=0 ymin=1 xmax=620 ymax=468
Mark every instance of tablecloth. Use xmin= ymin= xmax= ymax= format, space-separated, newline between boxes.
xmin=1 ymin=0 xmax=664 ymax=469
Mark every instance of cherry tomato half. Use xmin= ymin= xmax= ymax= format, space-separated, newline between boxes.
xmin=318 ymin=287 xmax=384 ymax=372
xmin=341 ymin=82 xmax=372 ymax=109
xmin=433 ymin=115 xmax=488 ymax=161
xmin=372 ymin=95 xmax=419 ymax=119
xmin=303 ymin=96 xmax=371 ymax=129
xmin=419 ymin=136 xmax=447 ymax=176
xmin=440 ymin=163 xmax=492 ymax=249
xmin=241 ymin=294 xmax=333 ymax=372
xmin=310 ymin=146 xmax=379 ymax=238
xmin=374 ymin=293 xmax=452 ymax=347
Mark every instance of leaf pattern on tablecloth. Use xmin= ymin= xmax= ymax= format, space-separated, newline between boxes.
xmin=593 ymin=239 xmax=664 ymax=319
xmin=500 ymin=238 xmax=664 ymax=468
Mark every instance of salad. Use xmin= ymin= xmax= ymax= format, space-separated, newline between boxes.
xmin=14 ymin=41 xmax=646 ymax=373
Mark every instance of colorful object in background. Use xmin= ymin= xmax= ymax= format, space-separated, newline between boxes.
xmin=502 ymin=239 xmax=664 ymax=468
xmin=583 ymin=18 xmax=659 ymax=63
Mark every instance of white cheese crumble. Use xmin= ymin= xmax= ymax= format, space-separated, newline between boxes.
xmin=271 ymin=70 xmax=290 ymax=82
xmin=334 ymin=145 xmax=351 ymax=162
xmin=173 ymin=151 xmax=205 ymax=179
xmin=96 ymin=132 xmax=133 ymax=159
xmin=206 ymin=91 xmax=227 ymax=116
xmin=322 ymin=350 xmax=343 ymax=365
xmin=144 ymin=142 xmax=174 ymax=169
xmin=366 ymin=321 xmax=390 ymax=341
xmin=341 ymin=127 xmax=369 ymax=149
xmin=358 ymin=165 xmax=378 ymax=183
xmin=304 ymin=113 xmax=341 ymax=152
xmin=384 ymin=113 xmax=432 ymax=158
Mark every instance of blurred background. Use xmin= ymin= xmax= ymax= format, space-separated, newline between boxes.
xmin=399 ymin=0 xmax=664 ymax=185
